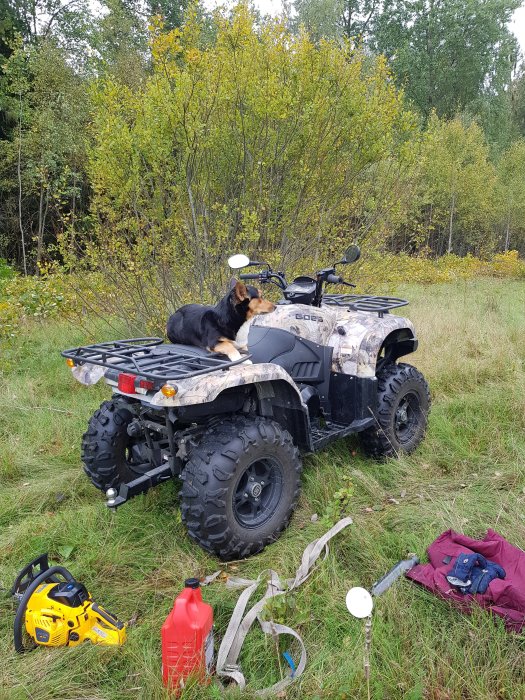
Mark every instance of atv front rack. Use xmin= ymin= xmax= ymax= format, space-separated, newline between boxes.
xmin=61 ymin=338 xmax=250 ymax=384
xmin=323 ymin=294 xmax=408 ymax=316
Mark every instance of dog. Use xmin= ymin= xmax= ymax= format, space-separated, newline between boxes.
xmin=166 ymin=281 xmax=275 ymax=361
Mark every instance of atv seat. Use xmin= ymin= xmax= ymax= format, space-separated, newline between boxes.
xmin=149 ymin=343 xmax=219 ymax=357
xmin=148 ymin=343 xmax=248 ymax=365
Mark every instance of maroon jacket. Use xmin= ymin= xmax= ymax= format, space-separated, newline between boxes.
xmin=406 ymin=529 xmax=525 ymax=632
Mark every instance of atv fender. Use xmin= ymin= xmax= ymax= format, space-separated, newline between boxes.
xmin=328 ymin=311 xmax=416 ymax=378
xmin=149 ymin=362 xmax=311 ymax=450
xmin=148 ymin=362 xmax=306 ymax=408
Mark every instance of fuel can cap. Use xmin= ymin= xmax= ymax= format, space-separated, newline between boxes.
xmin=185 ymin=578 xmax=200 ymax=589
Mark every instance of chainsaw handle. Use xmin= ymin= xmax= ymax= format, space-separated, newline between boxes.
xmin=10 ymin=553 xmax=60 ymax=596
xmin=13 ymin=565 xmax=74 ymax=653
xmin=91 ymin=602 xmax=125 ymax=630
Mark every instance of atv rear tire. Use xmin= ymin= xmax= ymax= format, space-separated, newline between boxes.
xmin=180 ymin=416 xmax=302 ymax=561
xmin=359 ymin=362 xmax=430 ymax=459
xmin=82 ymin=398 xmax=143 ymax=491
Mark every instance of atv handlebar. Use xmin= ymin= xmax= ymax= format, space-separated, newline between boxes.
xmin=238 ymin=258 xmax=356 ymax=306
xmin=326 ymin=273 xmax=356 ymax=287
xmin=240 ymin=270 xmax=288 ymax=290
xmin=239 ymin=273 xmax=263 ymax=281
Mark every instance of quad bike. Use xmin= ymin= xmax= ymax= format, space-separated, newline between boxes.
xmin=62 ymin=246 xmax=430 ymax=561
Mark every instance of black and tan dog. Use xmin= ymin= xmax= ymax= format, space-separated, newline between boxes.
xmin=166 ymin=282 xmax=275 ymax=361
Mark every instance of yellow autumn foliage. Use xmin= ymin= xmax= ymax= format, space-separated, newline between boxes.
xmin=2 ymin=252 xmax=523 ymax=340
xmin=67 ymin=2 xmax=418 ymax=326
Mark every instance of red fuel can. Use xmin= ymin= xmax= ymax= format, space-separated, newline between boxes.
xmin=161 ymin=577 xmax=214 ymax=691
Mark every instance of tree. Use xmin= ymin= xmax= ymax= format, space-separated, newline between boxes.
xmin=82 ymin=3 xmax=416 ymax=328
xmin=88 ymin=0 xmax=149 ymax=83
xmin=0 ymin=0 xmax=27 ymax=139
xmin=293 ymin=0 xmax=343 ymax=40
xmin=496 ymin=139 xmax=525 ymax=251
xmin=372 ymin=0 xmax=520 ymax=121
xmin=147 ymin=0 xmax=188 ymax=31
xmin=0 ymin=0 xmax=152 ymax=271
xmin=293 ymin=0 xmax=381 ymax=42
xmin=417 ymin=114 xmax=496 ymax=255
xmin=511 ymin=63 xmax=525 ymax=138
xmin=1 ymin=39 xmax=89 ymax=271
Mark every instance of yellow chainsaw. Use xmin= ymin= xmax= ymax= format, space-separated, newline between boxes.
xmin=11 ymin=554 xmax=126 ymax=652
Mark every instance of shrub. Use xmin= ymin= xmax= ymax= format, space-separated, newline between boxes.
xmin=490 ymin=250 xmax=525 ymax=279
xmin=0 ymin=259 xmax=15 ymax=282
xmin=69 ymin=4 xmax=417 ymax=322
xmin=2 ymin=251 xmax=523 ymax=340
xmin=0 ymin=272 xmax=112 ymax=339
xmin=352 ymin=251 xmax=525 ymax=290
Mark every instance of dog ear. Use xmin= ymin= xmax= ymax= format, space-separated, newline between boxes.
xmin=233 ymin=281 xmax=249 ymax=302
xmin=229 ymin=277 xmax=238 ymax=290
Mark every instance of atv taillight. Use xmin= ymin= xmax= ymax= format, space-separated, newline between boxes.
xmin=118 ymin=373 xmax=137 ymax=393
xmin=138 ymin=379 xmax=154 ymax=390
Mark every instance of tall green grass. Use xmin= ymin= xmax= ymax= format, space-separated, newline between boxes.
xmin=1 ymin=279 xmax=525 ymax=699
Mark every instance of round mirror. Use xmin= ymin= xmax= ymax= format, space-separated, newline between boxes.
xmin=345 ymin=587 xmax=374 ymax=618
xmin=343 ymin=245 xmax=361 ymax=264
xmin=228 ymin=254 xmax=250 ymax=270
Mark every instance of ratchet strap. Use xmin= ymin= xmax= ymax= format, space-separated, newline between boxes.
xmin=204 ymin=516 xmax=353 ymax=696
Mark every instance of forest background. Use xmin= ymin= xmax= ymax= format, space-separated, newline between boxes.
xmin=1 ymin=0 xmax=525 ymax=334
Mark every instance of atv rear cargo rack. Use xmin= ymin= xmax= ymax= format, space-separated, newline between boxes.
xmin=61 ymin=338 xmax=250 ymax=384
xmin=323 ymin=294 xmax=408 ymax=316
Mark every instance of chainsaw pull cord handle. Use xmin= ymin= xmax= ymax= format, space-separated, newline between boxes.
xmin=14 ymin=565 xmax=74 ymax=653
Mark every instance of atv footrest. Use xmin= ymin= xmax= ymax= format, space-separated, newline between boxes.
xmin=107 ymin=462 xmax=176 ymax=509
xmin=311 ymin=417 xmax=374 ymax=450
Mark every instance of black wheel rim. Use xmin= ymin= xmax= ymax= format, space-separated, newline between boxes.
xmin=233 ymin=458 xmax=283 ymax=529
xmin=394 ymin=391 xmax=422 ymax=446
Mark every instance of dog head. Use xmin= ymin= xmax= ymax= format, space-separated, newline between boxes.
xmin=231 ymin=281 xmax=276 ymax=319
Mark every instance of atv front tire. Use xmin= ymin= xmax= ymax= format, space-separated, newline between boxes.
xmin=82 ymin=398 xmax=143 ymax=491
xmin=181 ymin=416 xmax=302 ymax=561
xmin=359 ymin=362 xmax=430 ymax=459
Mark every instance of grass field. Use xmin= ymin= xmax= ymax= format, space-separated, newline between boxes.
xmin=1 ymin=278 xmax=525 ymax=700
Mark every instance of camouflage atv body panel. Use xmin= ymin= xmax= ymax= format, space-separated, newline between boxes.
xmin=327 ymin=308 xmax=415 ymax=378
xmin=74 ymin=303 xmax=415 ymax=405
xmin=250 ymin=304 xmax=415 ymax=378
xmin=73 ymin=360 xmax=305 ymax=408
xmin=249 ymin=304 xmax=337 ymax=346
xmin=147 ymin=362 xmax=305 ymax=408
